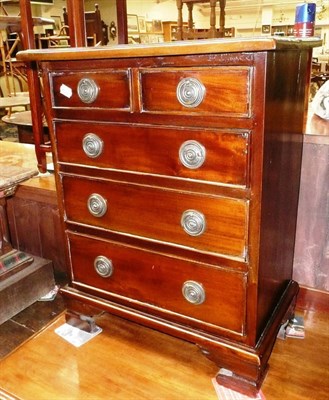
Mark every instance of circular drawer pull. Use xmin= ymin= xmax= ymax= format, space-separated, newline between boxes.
xmin=77 ymin=78 xmax=99 ymax=104
xmin=87 ymin=194 xmax=107 ymax=218
xmin=181 ymin=210 xmax=206 ymax=236
xmin=176 ymin=77 xmax=206 ymax=108
xmin=94 ymin=255 xmax=113 ymax=277
xmin=179 ymin=140 xmax=206 ymax=169
xmin=182 ymin=281 xmax=205 ymax=305
xmin=82 ymin=133 xmax=104 ymax=158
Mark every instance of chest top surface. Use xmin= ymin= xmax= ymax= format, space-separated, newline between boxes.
xmin=17 ymin=36 xmax=321 ymax=63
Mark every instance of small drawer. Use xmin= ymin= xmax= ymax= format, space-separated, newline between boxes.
xmin=62 ymin=175 xmax=248 ymax=260
xmin=68 ymin=232 xmax=246 ymax=335
xmin=140 ymin=66 xmax=251 ymax=117
xmin=50 ymin=70 xmax=131 ymax=110
xmin=55 ymin=121 xmax=249 ymax=187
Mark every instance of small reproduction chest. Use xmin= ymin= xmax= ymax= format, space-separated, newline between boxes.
xmin=18 ymin=37 xmax=320 ymax=396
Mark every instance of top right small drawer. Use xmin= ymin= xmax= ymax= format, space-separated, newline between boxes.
xmin=140 ymin=66 xmax=252 ymax=117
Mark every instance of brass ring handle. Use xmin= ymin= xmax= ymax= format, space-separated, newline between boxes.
xmin=182 ymin=280 xmax=206 ymax=305
xmin=77 ymin=78 xmax=99 ymax=104
xmin=179 ymin=140 xmax=206 ymax=169
xmin=181 ymin=209 xmax=206 ymax=236
xmin=176 ymin=77 xmax=206 ymax=108
xmin=87 ymin=193 xmax=107 ymax=218
xmin=94 ymin=255 xmax=113 ymax=277
xmin=82 ymin=133 xmax=104 ymax=158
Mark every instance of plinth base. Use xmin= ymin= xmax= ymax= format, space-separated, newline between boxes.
xmin=0 ymin=254 xmax=55 ymax=325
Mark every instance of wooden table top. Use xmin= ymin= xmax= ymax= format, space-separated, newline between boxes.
xmin=2 ymin=110 xmax=47 ymax=127
xmin=0 ymin=141 xmax=39 ymax=195
xmin=0 ymin=96 xmax=30 ymax=109
xmin=0 ymin=141 xmax=55 ymax=195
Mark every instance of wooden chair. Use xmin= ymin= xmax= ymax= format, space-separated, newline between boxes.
xmin=47 ymin=25 xmax=70 ymax=48
xmin=0 ymin=72 xmax=27 ymax=97
xmin=176 ymin=0 xmax=226 ymax=40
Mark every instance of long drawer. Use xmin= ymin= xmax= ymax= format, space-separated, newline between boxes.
xmin=55 ymin=121 xmax=250 ymax=187
xmin=68 ymin=232 xmax=247 ymax=335
xmin=62 ymin=175 xmax=248 ymax=260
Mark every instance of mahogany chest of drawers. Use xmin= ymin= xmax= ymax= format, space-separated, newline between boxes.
xmin=18 ymin=38 xmax=319 ymax=396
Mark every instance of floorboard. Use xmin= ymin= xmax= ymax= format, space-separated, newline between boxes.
xmin=0 ymin=301 xmax=328 ymax=400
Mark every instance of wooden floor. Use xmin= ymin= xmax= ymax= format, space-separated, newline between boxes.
xmin=0 ymin=290 xmax=328 ymax=400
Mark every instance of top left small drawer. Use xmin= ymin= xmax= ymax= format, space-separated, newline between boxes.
xmin=50 ymin=70 xmax=131 ymax=110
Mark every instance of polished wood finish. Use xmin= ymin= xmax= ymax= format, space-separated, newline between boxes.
xmin=18 ymin=37 xmax=322 ymax=62
xmin=55 ymin=122 xmax=249 ymax=186
xmin=0 ymin=289 xmax=327 ymax=399
xmin=63 ymin=176 xmax=247 ymax=259
xmin=297 ymin=286 xmax=329 ymax=313
xmin=17 ymin=37 xmax=321 ymax=397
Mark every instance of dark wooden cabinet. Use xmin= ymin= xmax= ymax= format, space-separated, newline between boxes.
xmin=17 ymin=37 xmax=320 ymax=396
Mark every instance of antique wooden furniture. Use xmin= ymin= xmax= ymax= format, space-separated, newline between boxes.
xmin=17 ymin=37 xmax=320 ymax=396
xmin=63 ymin=4 xmax=109 ymax=47
xmin=176 ymin=0 xmax=226 ymax=40
xmin=163 ymin=21 xmax=188 ymax=42
xmin=2 ymin=141 xmax=66 ymax=282
xmin=0 ymin=94 xmax=29 ymax=117
xmin=2 ymin=110 xmax=49 ymax=143
xmin=0 ymin=141 xmax=54 ymax=325
xmin=18 ymin=0 xmax=128 ymax=173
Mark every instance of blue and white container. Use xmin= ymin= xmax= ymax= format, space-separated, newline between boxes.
xmin=294 ymin=3 xmax=316 ymax=37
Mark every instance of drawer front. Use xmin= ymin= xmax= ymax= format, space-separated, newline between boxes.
xmin=62 ymin=175 xmax=248 ymax=260
xmin=140 ymin=67 xmax=251 ymax=117
xmin=55 ymin=121 xmax=249 ymax=187
xmin=50 ymin=70 xmax=131 ymax=110
xmin=68 ymin=232 xmax=246 ymax=334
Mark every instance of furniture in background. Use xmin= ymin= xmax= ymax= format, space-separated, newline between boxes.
xmin=2 ymin=110 xmax=49 ymax=143
xmin=0 ymin=94 xmax=29 ymax=118
xmin=176 ymin=0 xmax=227 ymax=40
xmin=293 ymin=112 xmax=329 ymax=291
xmin=0 ymin=140 xmax=55 ymax=325
xmin=18 ymin=0 xmax=128 ymax=173
xmin=61 ymin=0 xmax=127 ymax=48
xmin=18 ymin=37 xmax=320 ymax=397
xmin=0 ymin=72 xmax=28 ymax=97
xmin=62 ymin=4 xmax=109 ymax=47
xmin=1 ymin=141 xmax=66 ymax=283
xmin=163 ymin=21 xmax=188 ymax=41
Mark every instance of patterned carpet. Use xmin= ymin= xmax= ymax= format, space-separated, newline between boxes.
xmin=0 ymin=117 xmax=19 ymax=142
